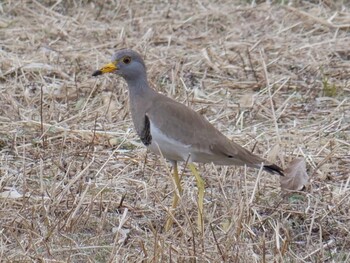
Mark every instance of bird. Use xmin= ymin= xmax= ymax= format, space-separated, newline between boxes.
xmin=92 ymin=49 xmax=284 ymax=231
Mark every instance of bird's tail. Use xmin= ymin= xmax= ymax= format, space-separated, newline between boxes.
xmin=264 ymin=163 xmax=284 ymax=176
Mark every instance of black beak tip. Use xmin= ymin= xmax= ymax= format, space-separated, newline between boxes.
xmin=92 ymin=70 xmax=102 ymax=77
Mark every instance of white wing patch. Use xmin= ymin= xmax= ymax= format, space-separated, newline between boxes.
xmin=147 ymin=120 xmax=191 ymax=162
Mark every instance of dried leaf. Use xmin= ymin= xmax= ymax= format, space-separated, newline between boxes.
xmin=0 ymin=188 xmax=23 ymax=199
xmin=22 ymin=63 xmax=54 ymax=71
xmin=221 ymin=218 xmax=233 ymax=233
xmin=112 ymin=227 xmax=130 ymax=244
xmin=239 ymin=93 xmax=254 ymax=108
xmin=267 ymin=144 xmax=280 ymax=162
xmin=280 ymin=158 xmax=308 ymax=191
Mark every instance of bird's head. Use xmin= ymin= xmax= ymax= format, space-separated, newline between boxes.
xmin=92 ymin=49 xmax=146 ymax=81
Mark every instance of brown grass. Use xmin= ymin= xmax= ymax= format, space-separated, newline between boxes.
xmin=1 ymin=0 xmax=349 ymax=262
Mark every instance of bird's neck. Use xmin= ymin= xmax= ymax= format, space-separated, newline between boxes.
xmin=125 ymin=76 xmax=156 ymax=136
xmin=125 ymin=76 xmax=153 ymax=98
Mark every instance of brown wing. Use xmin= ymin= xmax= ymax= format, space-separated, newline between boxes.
xmin=148 ymin=94 xmax=253 ymax=163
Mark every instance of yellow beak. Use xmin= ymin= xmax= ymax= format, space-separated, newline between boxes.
xmin=92 ymin=62 xmax=117 ymax=76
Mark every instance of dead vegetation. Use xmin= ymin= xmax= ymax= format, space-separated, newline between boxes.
xmin=0 ymin=0 xmax=349 ymax=262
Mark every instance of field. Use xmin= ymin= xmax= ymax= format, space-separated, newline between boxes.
xmin=1 ymin=0 xmax=349 ymax=262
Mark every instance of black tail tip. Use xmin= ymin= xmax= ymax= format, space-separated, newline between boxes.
xmin=264 ymin=164 xmax=284 ymax=176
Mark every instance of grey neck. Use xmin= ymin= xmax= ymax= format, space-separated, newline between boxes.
xmin=124 ymin=74 xmax=156 ymax=136
xmin=125 ymin=75 xmax=154 ymax=99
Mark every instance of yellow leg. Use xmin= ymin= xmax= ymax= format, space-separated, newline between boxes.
xmin=165 ymin=162 xmax=183 ymax=231
xmin=188 ymin=163 xmax=205 ymax=233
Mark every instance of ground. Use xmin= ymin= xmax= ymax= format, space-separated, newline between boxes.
xmin=0 ymin=0 xmax=349 ymax=262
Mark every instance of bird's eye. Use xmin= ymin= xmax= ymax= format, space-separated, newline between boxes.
xmin=123 ymin=56 xmax=131 ymax=64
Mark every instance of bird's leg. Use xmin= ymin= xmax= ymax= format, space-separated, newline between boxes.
xmin=172 ymin=161 xmax=183 ymax=197
xmin=188 ymin=163 xmax=205 ymax=233
xmin=165 ymin=161 xmax=183 ymax=231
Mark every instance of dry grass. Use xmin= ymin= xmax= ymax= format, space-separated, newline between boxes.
xmin=1 ymin=0 xmax=349 ymax=262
